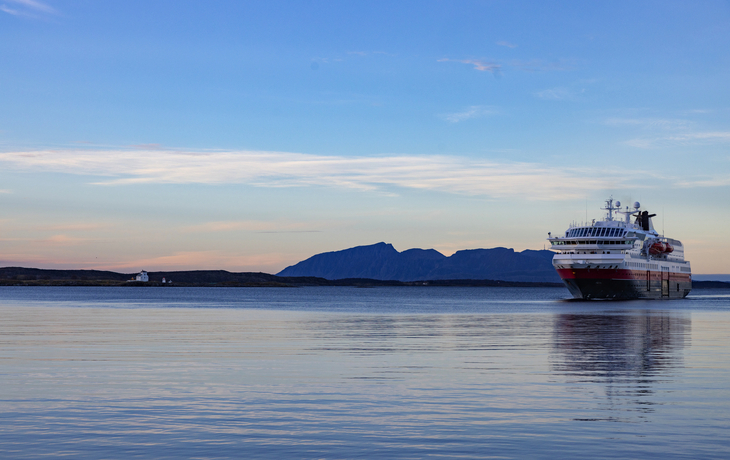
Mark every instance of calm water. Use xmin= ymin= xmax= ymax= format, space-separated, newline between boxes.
xmin=1 ymin=286 xmax=729 ymax=459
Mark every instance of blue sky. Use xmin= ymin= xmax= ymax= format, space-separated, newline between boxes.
xmin=1 ymin=0 xmax=729 ymax=273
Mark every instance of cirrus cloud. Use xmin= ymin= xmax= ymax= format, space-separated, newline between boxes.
xmin=1 ymin=0 xmax=56 ymax=17
xmin=441 ymin=105 xmax=498 ymax=123
xmin=496 ymin=40 xmax=518 ymax=49
xmin=0 ymin=148 xmax=658 ymax=199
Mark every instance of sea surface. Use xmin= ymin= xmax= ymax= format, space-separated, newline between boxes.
xmin=1 ymin=286 xmax=729 ymax=459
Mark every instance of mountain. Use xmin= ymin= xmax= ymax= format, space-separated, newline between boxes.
xmin=277 ymin=242 xmax=561 ymax=282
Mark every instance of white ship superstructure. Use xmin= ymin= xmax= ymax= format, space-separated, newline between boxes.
xmin=548 ymin=198 xmax=691 ymax=299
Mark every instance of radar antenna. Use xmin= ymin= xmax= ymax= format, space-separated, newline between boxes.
xmin=616 ymin=201 xmax=641 ymax=224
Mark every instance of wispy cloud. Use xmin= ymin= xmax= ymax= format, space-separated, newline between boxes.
xmin=0 ymin=148 xmax=653 ymax=200
xmin=438 ymin=58 xmax=502 ymax=75
xmin=42 ymin=222 xmax=112 ymax=232
xmin=439 ymin=57 xmax=573 ymax=75
xmin=535 ymin=87 xmax=575 ymax=101
xmin=184 ymin=220 xmax=321 ymax=233
xmin=496 ymin=40 xmax=518 ymax=48
xmin=604 ymin=117 xmax=692 ymax=130
xmin=0 ymin=189 xmax=12 ymax=194
xmin=605 ymin=116 xmax=730 ymax=149
xmin=632 ymin=131 xmax=730 ymax=148
xmin=675 ymin=176 xmax=730 ymax=188
xmin=132 ymin=143 xmax=164 ymax=150
xmin=41 ymin=234 xmax=88 ymax=245
xmin=441 ymin=105 xmax=498 ymax=123
xmin=1 ymin=0 xmax=56 ymax=18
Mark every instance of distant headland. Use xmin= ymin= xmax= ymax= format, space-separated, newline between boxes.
xmin=0 ymin=266 xmax=562 ymax=288
xmin=1 ymin=243 xmax=727 ymax=288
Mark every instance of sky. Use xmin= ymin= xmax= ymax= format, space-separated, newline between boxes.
xmin=1 ymin=0 xmax=729 ymax=274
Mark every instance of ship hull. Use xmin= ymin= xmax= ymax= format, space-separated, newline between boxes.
xmin=556 ymin=268 xmax=691 ymax=300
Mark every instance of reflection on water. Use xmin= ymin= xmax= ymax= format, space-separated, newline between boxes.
xmin=302 ymin=314 xmax=553 ymax=354
xmin=552 ymin=311 xmax=689 ymax=377
xmin=0 ymin=287 xmax=728 ymax=459
xmin=551 ymin=311 xmax=690 ymax=420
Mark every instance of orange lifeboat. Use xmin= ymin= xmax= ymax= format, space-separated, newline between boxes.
xmin=649 ymin=241 xmax=666 ymax=255
xmin=664 ymin=243 xmax=674 ymax=253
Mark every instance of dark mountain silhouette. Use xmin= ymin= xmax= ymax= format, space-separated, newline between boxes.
xmin=277 ymin=242 xmax=561 ymax=282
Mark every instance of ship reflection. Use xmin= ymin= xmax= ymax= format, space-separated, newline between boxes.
xmin=551 ymin=311 xmax=690 ymax=417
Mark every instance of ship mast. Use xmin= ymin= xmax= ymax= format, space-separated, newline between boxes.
xmin=602 ymin=197 xmax=621 ymax=221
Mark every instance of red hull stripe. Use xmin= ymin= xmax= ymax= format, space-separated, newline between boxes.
xmin=556 ymin=268 xmax=691 ymax=282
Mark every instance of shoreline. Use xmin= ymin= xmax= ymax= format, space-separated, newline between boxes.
xmin=0 ymin=278 xmax=565 ymax=288
xmin=2 ymin=267 xmax=727 ymax=289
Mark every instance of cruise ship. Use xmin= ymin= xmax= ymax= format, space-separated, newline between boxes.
xmin=548 ymin=198 xmax=691 ymax=299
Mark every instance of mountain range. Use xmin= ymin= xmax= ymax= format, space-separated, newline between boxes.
xmin=277 ymin=242 xmax=561 ymax=283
